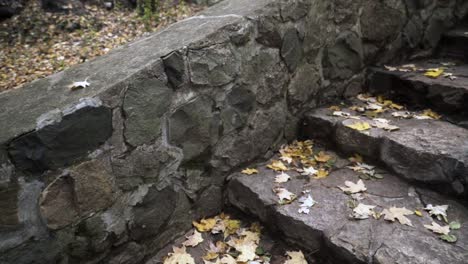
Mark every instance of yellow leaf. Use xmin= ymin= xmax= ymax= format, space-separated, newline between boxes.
xmin=390 ymin=103 xmax=404 ymax=110
xmin=224 ymin=219 xmax=241 ymax=237
xmin=422 ymin=109 xmax=441 ymax=119
xmin=424 ymin=68 xmax=444 ymax=78
xmin=415 ymin=210 xmax=423 ymax=217
xmin=241 ymin=168 xmax=258 ymax=175
xmin=345 ymin=121 xmax=371 ymax=131
xmin=329 ymin=105 xmax=341 ymax=111
xmin=203 ymin=252 xmax=219 ymax=261
xmin=250 ymin=222 xmax=263 ymax=234
xmin=314 ymin=169 xmax=329 ymax=179
xmin=193 ymin=218 xmax=217 ymax=232
xmin=267 ymin=160 xmax=288 ymax=171
xmin=314 ymin=151 xmax=332 ymax=163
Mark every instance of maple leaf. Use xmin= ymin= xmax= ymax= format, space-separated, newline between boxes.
xmin=345 ymin=121 xmax=371 ymax=131
xmin=421 ymin=109 xmax=441 ymax=120
xmin=227 ymin=239 xmax=257 ymax=262
xmin=224 ymin=219 xmax=241 ymax=237
xmin=414 ymin=210 xmax=423 ymax=217
xmin=352 ymin=203 xmax=376 ymax=219
xmin=164 ymin=246 xmax=195 ymax=264
xmin=424 ymin=68 xmax=444 ymax=78
xmin=329 ymin=105 xmax=341 ymax=111
xmin=280 ymin=155 xmax=294 ymax=164
xmin=193 ymin=218 xmax=217 ymax=232
xmin=284 ymin=251 xmax=307 ymax=264
xmin=274 ymin=187 xmax=296 ymax=203
xmin=424 ymin=222 xmax=450 ymax=235
xmin=203 ymin=252 xmax=219 ymax=261
xmin=267 ymin=160 xmax=288 ymax=171
xmin=182 ymin=230 xmax=203 ymax=247
xmin=239 ymin=229 xmax=261 ymax=244
xmin=69 ymin=79 xmax=90 ymax=90
xmin=338 ymin=180 xmax=367 ymax=194
xmin=241 ymin=168 xmax=258 ymax=175
xmin=382 ymin=206 xmax=414 ymax=226
xmin=275 ymin=172 xmax=291 ymax=183
xmin=391 ymin=111 xmax=412 ymax=119
xmin=301 ymin=166 xmax=318 ymax=176
xmin=372 ymin=118 xmax=399 ymax=131
xmin=449 ymin=221 xmax=461 ymax=230
xmin=384 ymin=65 xmax=398 ymax=71
xmin=314 ymin=151 xmax=332 ymax=163
xmin=298 ymin=194 xmax=316 ymax=214
xmin=440 ymin=234 xmax=457 ymax=243
xmin=203 ymin=259 xmax=222 ymax=264
xmin=424 ymin=204 xmax=448 ymax=222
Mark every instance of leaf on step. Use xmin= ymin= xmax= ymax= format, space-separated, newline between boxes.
xmin=227 ymin=239 xmax=257 ymax=262
xmin=193 ymin=218 xmax=217 ymax=232
xmin=219 ymin=255 xmax=236 ymax=264
xmin=365 ymin=102 xmax=383 ymax=111
xmin=203 ymin=258 xmax=222 ymax=264
xmin=284 ymin=251 xmax=307 ymax=264
xmin=384 ymin=65 xmax=398 ymax=71
xmin=414 ymin=210 xmax=423 ymax=217
xmin=203 ymin=252 xmax=219 ymax=261
xmin=348 ymin=153 xmax=363 ymax=163
xmin=274 ymin=187 xmax=296 ymax=203
xmin=449 ymin=221 xmax=461 ymax=230
xmin=267 ymin=160 xmax=288 ymax=171
xmin=424 ymin=222 xmax=450 ymax=235
xmin=382 ymin=206 xmax=414 ymax=226
xmin=329 ymin=105 xmax=341 ymax=111
xmin=314 ymin=151 xmax=332 ymax=163
xmin=424 ymin=204 xmax=448 ymax=222
xmin=440 ymin=234 xmax=457 ymax=243
xmin=338 ymin=179 xmax=367 ymax=194
xmin=164 ymin=246 xmax=195 ymax=264
xmin=344 ymin=121 xmax=371 ymax=131
xmin=69 ymin=79 xmax=90 ymax=90
xmin=182 ymin=230 xmax=204 ymax=247
xmin=275 ymin=172 xmax=291 ymax=183
xmin=391 ymin=111 xmax=412 ymax=119
xmin=239 ymin=229 xmax=261 ymax=244
xmin=424 ymin=68 xmax=444 ymax=78
xmin=298 ymin=194 xmax=317 ymax=214
xmin=241 ymin=168 xmax=258 ymax=175
xmin=372 ymin=118 xmax=399 ymax=131
xmin=443 ymin=72 xmax=457 ymax=80
xmin=301 ymin=166 xmax=318 ymax=176
xmin=352 ymin=203 xmax=376 ymax=220
xmin=421 ymin=109 xmax=441 ymax=120
xmin=314 ymin=169 xmax=329 ymax=179
xmin=280 ymin=155 xmax=294 ymax=164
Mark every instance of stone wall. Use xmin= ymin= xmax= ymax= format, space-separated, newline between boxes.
xmin=0 ymin=0 xmax=467 ymax=263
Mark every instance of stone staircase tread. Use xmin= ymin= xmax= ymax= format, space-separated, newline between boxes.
xmin=227 ymin=155 xmax=468 ymax=264
xmin=444 ymin=26 xmax=468 ymax=39
xmin=303 ymin=107 xmax=468 ymax=198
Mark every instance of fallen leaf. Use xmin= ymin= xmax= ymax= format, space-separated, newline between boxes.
xmin=314 ymin=151 xmax=332 ymax=163
xmin=314 ymin=169 xmax=329 ymax=179
xmin=241 ymin=168 xmax=258 ymax=175
xmin=391 ymin=111 xmax=412 ymax=119
xmin=280 ymin=155 xmax=294 ymax=164
xmin=449 ymin=221 xmax=461 ymax=230
xmin=384 ymin=65 xmax=398 ymax=71
xmin=164 ymin=246 xmax=195 ymax=264
xmin=193 ymin=218 xmax=217 ymax=232
xmin=352 ymin=203 xmax=376 ymax=220
xmin=204 ymin=259 xmax=222 ymax=264
xmin=274 ymin=187 xmax=296 ymax=203
xmin=301 ymin=166 xmax=318 ymax=176
xmin=329 ymin=105 xmax=341 ymax=111
xmin=267 ymin=160 xmax=288 ymax=171
xmin=389 ymin=103 xmax=404 ymax=110
xmin=443 ymin=72 xmax=457 ymax=80
xmin=69 ymin=80 xmax=90 ymax=90
xmin=372 ymin=118 xmax=399 ymax=131
xmin=424 ymin=204 xmax=448 ymax=222
xmin=224 ymin=219 xmax=241 ymax=237
xmin=275 ymin=172 xmax=291 ymax=183
xmin=228 ymin=239 xmax=257 ymax=262
xmin=298 ymin=194 xmax=316 ymax=214
xmin=284 ymin=251 xmax=307 ymax=264
xmin=440 ymin=234 xmax=457 ymax=243
xmin=424 ymin=222 xmax=450 ymax=235
xmin=382 ymin=206 xmax=414 ymax=226
xmin=339 ymin=180 xmax=367 ymax=194
xmin=421 ymin=109 xmax=441 ymax=120
xmin=182 ymin=230 xmax=204 ymax=247
xmin=220 ymin=255 xmax=236 ymax=264
xmin=424 ymin=68 xmax=444 ymax=78
xmin=239 ymin=229 xmax=261 ymax=244
xmin=203 ymin=252 xmax=219 ymax=261
xmin=414 ymin=210 xmax=423 ymax=217
xmin=348 ymin=154 xmax=363 ymax=163
xmin=344 ymin=121 xmax=371 ymax=131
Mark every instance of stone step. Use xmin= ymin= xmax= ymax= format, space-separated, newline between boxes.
xmin=439 ymin=25 xmax=468 ymax=61
xmin=367 ymin=60 xmax=468 ymax=126
xmin=302 ymin=106 xmax=468 ymax=199
xmin=227 ymin=153 xmax=468 ymax=264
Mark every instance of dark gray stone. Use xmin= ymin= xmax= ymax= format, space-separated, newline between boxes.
xmin=323 ymin=31 xmax=363 ymax=80
xmin=8 ymin=98 xmax=112 ymax=173
xmin=280 ymin=0 xmax=311 ymax=22
xmin=360 ymin=0 xmax=405 ymax=42
xmin=168 ymin=96 xmax=219 ymax=162
xmin=281 ymin=28 xmax=303 ymax=73
xmin=162 ymin=51 xmax=188 ymax=89
xmin=228 ymin=155 xmax=468 ymax=264
xmin=287 ymin=63 xmax=321 ymax=109
xmin=123 ymin=76 xmax=173 ymax=147
xmin=304 ymin=107 xmax=468 ymax=198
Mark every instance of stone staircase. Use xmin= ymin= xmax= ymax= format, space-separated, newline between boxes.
xmin=225 ymin=24 xmax=468 ymax=263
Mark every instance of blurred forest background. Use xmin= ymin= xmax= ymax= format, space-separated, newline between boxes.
xmin=0 ymin=0 xmax=211 ymax=91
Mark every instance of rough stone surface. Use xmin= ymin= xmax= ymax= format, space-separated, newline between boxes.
xmin=0 ymin=0 xmax=466 ymax=262
xmin=369 ymin=60 xmax=468 ymax=122
xmin=227 ymin=154 xmax=468 ymax=264
xmin=303 ymin=107 xmax=468 ymax=198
